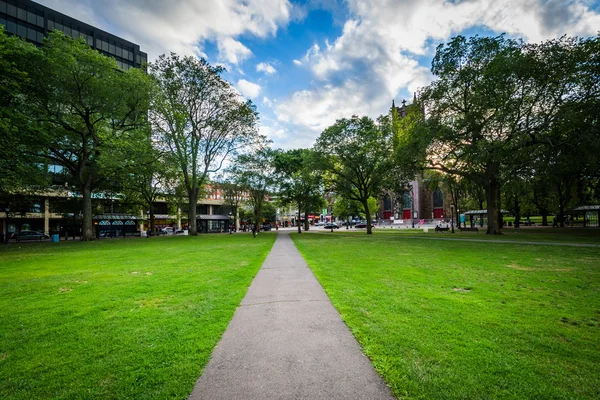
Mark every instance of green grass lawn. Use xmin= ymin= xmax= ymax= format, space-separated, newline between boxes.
xmin=292 ymin=233 xmax=600 ymax=399
xmin=336 ymin=227 xmax=600 ymax=244
xmin=0 ymin=233 xmax=276 ymax=399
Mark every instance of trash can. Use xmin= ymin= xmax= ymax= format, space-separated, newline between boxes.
xmin=51 ymin=234 xmax=60 ymax=243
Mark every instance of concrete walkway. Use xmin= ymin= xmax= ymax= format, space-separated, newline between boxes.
xmin=189 ymin=231 xmax=393 ymax=400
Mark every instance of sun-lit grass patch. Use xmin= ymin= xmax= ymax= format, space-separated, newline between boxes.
xmin=326 ymin=227 xmax=600 ymax=244
xmin=292 ymin=233 xmax=600 ymax=399
xmin=0 ymin=234 xmax=276 ymax=399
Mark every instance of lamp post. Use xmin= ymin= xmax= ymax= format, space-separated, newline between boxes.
xmin=450 ymin=204 xmax=455 ymax=233
xmin=330 ymin=213 xmax=334 ymax=233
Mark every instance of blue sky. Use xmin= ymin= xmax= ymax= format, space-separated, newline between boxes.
xmin=39 ymin=0 xmax=600 ymax=149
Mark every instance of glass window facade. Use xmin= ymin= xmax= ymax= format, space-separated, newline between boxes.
xmin=1 ymin=0 xmax=146 ymax=70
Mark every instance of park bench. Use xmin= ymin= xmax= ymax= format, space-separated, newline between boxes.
xmin=435 ymin=226 xmax=450 ymax=233
xmin=459 ymin=227 xmax=479 ymax=233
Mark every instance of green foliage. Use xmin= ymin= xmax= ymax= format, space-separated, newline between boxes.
xmin=315 ymin=115 xmax=393 ymax=234
xmin=0 ymin=27 xmax=49 ymax=194
xmin=149 ymin=54 xmax=260 ymax=235
xmin=273 ymin=148 xmax=324 ymax=233
xmin=229 ymin=147 xmax=276 ymax=230
xmin=7 ymin=31 xmax=154 ymax=240
xmin=416 ymin=34 xmax=600 ymax=233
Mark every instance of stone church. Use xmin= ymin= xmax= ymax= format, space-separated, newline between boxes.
xmin=378 ymin=98 xmax=452 ymax=223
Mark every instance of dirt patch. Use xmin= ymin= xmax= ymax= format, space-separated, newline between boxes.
xmin=0 ymin=352 xmax=6 ymax=360
xmin=130 ymin=271 xmax=140 ymax=275
xmin=73 ymin=280 xmax=88 ymax=284
xmin=453 ymin=287 xmax=472 ymax=292
xmin=58 ymin=287 xmax=72 ymax=293
xmin=145 ymin=272 xmax=152 ymax=275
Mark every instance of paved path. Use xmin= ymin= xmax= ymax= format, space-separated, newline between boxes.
xmin=189 ymin=231 xmax=393 ymax=400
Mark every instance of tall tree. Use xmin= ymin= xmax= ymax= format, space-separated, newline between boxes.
xmin=315 ymin=115 xmax=393 ymax=234
xmin=118 ymin=128 xmax=177 ymax=234
xmin=149 ymin=54 xmax=259 ymax=235
xmin=0 ymin=28 xmax=49 ymax=196
xmin=219 ymin=179 xmax=247 ymax=230
xmin=15 ymin=31 xmax=153 ymax=240
xmin=418 ymin=35 xmax=593 ymax=234
xmin=273 ymin=148 xmax=324 ymax=234
xmin=230 ymin=147 xmax=275 ymax=232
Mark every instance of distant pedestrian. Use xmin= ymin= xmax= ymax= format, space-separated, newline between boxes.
xmin=251 ymin=224 xmax=257 ymax=238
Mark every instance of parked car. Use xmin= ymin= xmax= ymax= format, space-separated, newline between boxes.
xmin=315 ymin=221 xmax=325 ymax=226
xmin=162 ymin=227 xmax=174 ymax=234
xmin=323 ymin=223 xmax=340 ymax=229
xmin=13 ymin=230 xmax=49 ymax=242
xmin=354 ymin=222 xmax=374 ymax=229
xmin=261 ymin=224 xmax=272 ymax=231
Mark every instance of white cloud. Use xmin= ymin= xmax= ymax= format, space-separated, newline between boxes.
xmin=218 ymin=37 xmax=252 ymax=64
xmin=262 ymin=96 xmax=273 ymax=107
xmin=257 ymin=62 xmax=277 ymax=74
xmin=36 ymin=0 xmax=295 ymax=61
xmin=277 ymin=0 xmax=600 ymax=144
xmin=237 ymin=79 xmax=262 ymax=99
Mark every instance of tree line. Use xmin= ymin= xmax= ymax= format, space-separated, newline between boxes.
xmin=2 ymin=27 xmax=598 ymax=238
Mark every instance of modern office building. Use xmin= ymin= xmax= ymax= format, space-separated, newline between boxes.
xmin=0 ymin=1 xmax=228 ymax=241
xmin=0 ymin=0 xmax=147 ymax=70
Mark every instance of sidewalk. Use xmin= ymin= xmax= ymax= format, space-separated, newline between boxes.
xmin=189 ymin=231 xmax=393 ymax=400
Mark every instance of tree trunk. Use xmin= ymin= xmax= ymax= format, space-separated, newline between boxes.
xmin=486 ymin=178 xmax=502 ymax=234
xmin=364 ymin=198 xmax=373 ymax=235
xmin=514 ymin=195 xmax=520 ymax=228
xmin=304 ymin=210 xmax=309 ymax=231
xmin=297 ymin=202 xmax=302 ymax=234
xmin=541 ymin=210 xmax=548 ymax=226
xmin=149 ymin=204 xmax=155 ymax=236
xmin=188 ymin=189 xmax=198 ymax=235
xmin=81 ymin=183 xmax=94 ymax=241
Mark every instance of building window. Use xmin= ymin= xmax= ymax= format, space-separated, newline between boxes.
xmin=402 ymin=192 xmax=412 ymax=209
xmin=27 ymin=27 xmax=36 ymax=41
xmin=27 ymin=11 xmax=36 ymax=24
xmin=17 ymin=7 xmax=26 ymax=21
xmin=63 ymin=26 xmax=71 ymax=37
xmin=17 ymin=23 xmax=26 ymax=37
xmin=6 ymin=20 xmax=15 ymax=34
xmin=47 ymin=19 xmax=54 ymax=30
xmin=0 ymin=1 xmax=6 ymax=14
xmin=433 ymin=188 xmax=444 ymax=209
xmin=36 ymin=15 xmax=43 ymax=28
xmin=7 ymin=4 xmax=16 ymax=18
xmin=116 ymin=45 xmax=122 ymax=57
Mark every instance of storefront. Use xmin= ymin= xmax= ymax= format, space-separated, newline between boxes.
xmin=196 ymin=214 xmax=233 ymax=233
